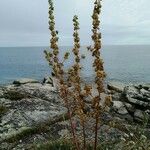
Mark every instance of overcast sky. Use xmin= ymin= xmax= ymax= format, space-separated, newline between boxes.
xmin=0 ymin=0 xmax=150 ymax=46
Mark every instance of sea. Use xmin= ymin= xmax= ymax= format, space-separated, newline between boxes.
xmin=0 ymin=45 xmax=150 ymax=85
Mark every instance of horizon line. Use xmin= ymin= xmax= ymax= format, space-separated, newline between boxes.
xmin=0 ymin=44 xmax=150 ymax=48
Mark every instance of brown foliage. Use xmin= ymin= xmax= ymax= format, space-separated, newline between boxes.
xmin=44 ymin=0 xmax=112 ymax=149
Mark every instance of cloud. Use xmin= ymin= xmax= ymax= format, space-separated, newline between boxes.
xmin=102 ymin=0 xmax=150 ymax=45
xmin=0 ymin=0 xmax=150 ymax=46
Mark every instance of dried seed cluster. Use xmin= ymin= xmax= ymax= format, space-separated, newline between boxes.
xmin=44 ymin=0 xmax=112 ymax=149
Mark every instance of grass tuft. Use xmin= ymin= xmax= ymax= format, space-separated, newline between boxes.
xmin=0 ymin=105 xmax=8 ymax=116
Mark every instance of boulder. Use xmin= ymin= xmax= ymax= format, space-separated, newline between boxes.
xmin=123 ymin=86 xmax=139 ymax=97
xmin=13 ymin=78 xmax=39 ymax=85
xmin=0 ymin=88 xmax=4 ymax=98
xmin=134 ymin=109 xmax=145 ymax=121
xmin=142 ymin=83 xmax=150 ymax=90
xmin=42 ymin=77 xmax=53 ymax=86
xmin=107 ymin=82 xmax=125 ymax=93
xmin=124 ymin=86 xmax=150 ymax=109
xmin=127 ymin=97 xmax=150 ymax=108
xmin=111 ymin=93 xmax=122 ymax=101
xmin=19 ymin=83 xmax=59 ymax=102
xmin=3 ymin=83 xmax=59 ymax=103
xmin=124 ymin=102 xmax=135 ymax=113
xmin=140 ymin=88 xmax=150 ymax=97
xmin=112 ymin=101 xmax=128 ymax=115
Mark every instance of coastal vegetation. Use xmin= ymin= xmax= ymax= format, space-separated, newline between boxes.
xmin=43 ymin=0 xmax=150 ymax=149
xmin=44 ymin=0 xmax=112 ymax=149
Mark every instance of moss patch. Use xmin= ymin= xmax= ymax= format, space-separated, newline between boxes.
xmin=0 ymin=105 xmax=8 ymax=116
xmin=3 ymin=90 xmax=31 ymax=101
xmin=3 ymin=127 xmax=38 ymax=143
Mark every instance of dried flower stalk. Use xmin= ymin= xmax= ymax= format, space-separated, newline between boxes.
xmin=88 ymin=0 xmax=112 ymax=149
xmin=44 ymin=0 xmax=112 ymax=149
xmin=44 ymin=0 xmax=80 ymax=149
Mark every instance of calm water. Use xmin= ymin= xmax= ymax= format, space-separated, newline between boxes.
xmin=0 ymin=45 xmax=150 ymax=84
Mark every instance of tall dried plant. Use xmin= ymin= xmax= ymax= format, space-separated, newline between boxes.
xmin=44 ymin=0 xmax=112 ymax=149
xmin=89 ymin=0 xmax=111 ymax=149
xmin=44 ymin=0 xmax=79 ymax=149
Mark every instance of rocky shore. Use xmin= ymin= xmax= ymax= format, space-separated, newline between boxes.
xmin=108 ymin=81 xmax=150 ymax=123
xmin=0 ymin=78 xmax=150 ymax=149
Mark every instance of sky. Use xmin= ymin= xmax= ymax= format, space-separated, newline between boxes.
xmin=0 ymin=0 xmax=150 ymax=47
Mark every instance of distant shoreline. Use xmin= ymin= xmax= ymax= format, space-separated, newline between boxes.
xmin=0 ymin=77 xmax=149 ymax=87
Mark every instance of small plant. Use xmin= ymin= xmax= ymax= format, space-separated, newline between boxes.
xmin=119 ymin=112 xmax=150 ymax=150
xmin=44 ymin=0 xmax=112 ymax=149
xmin=0 ymin=105 xmax=8 ymax=116
xmin=107 ymin=112 xmax=150 ymax=150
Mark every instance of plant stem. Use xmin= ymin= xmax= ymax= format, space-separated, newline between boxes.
xmin=94 ymin=93 xmax=101 ymax=150
xmin=94 ymin=116 xmax=98 ymax=150
xmin=64 ymin=90 xmax=80 ymax=150
xmin=82 ymin=121 xmax=86 ymax=150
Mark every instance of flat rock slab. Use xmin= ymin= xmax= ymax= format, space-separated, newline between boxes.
xmin=0 ymin=98 xmax=67 ymax=141
xmin=107 ymin=81 xmax=126 ymax=93
xmin=0 ymin=81 xmax=67 ymax=142
xmin=13 ymin=78 xmax=40 ymax=85
xmin=3 ymin=83 xmax=59 ymax=103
